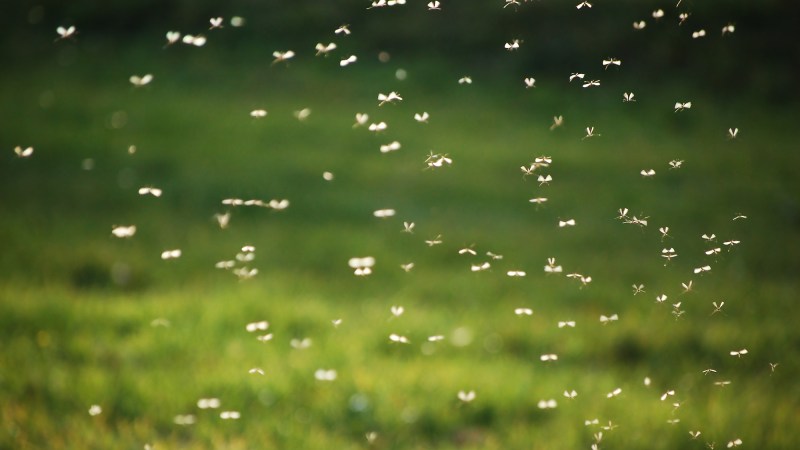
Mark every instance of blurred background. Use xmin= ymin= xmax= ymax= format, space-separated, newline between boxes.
xmin=1 ymin=1 xmax=799 ymax=449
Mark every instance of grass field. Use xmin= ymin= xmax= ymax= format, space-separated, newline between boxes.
xmin=1 ymin=23 xmax=799 ymax=450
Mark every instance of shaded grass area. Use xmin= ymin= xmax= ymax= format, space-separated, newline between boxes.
xmin=1 ymin=41 xmax=799 ymax=449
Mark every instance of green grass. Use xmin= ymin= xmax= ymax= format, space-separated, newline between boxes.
xmin=1 ymin=39 xmax=799 ymax=450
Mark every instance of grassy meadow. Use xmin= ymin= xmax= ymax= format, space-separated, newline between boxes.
xmin=1 ymin=12 xmax=800 ymax=450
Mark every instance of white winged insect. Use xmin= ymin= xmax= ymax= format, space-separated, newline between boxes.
xmin=111 ymin=225 xmax=136 ymax=238
xmin=656 ymin=294 xmax=668 ymax=303
xmin=427 ymin=1 xmax=441 ymax=10
xmin=583 ymin=126 xmax=599 ymax=139
xmin=315 ymin=42 xmax=337 ymax=56
xmin=661 ymin=390 xmax=675 ymax=401
xmin=537 ymin=174 xmax=552 ymax=186
xmin=246 ymin=321 xmax=269 ymax=332
xmin=569 ymin=72 xmax=585 ymax=82
xmin=471 ymin=262 xmax=491 ymax=272
xmin=514 ymin=307 xmax=533 ymax=316
xmin=705 ymin=247 xmax=722 ymax=256
xmin=559 ymin=219 xmax=576 ymax=227
xmin=722 ymin=24 xmax=735 ymax=35
xmin=373 ymin=208 xmax=396 ymax=218
xmin=379 ymin=141 xmax=401 ymax=153
xmin=674 ymin=102 xmax=692 ymax=112
xmin=727 ymin=128 xmax=739 ymax=139
xmin=400 ymin=263 xmax=415 ymax=272
xmin=529 ymin=197 xmax=548 ymax=206
xmin=641 ymin=169 xmax=656 ymax=177
xmin=504 ymin=39 xmax=521 ymax=51
xmin=669 ymin=159 xmax=684 ymax=169
xmin=600 ymin=314 xmax=618 ymax=324
xmin=130 ymin=74 xmax=153 ymax=87
xmin=348 ymin=256 xmax=375 ymax=276
xmin=537 ymin=399 xmax=558 ymax=409
xmin=507 ymin=270 xmax=526 ymax=277
xmin=558 ymin=320 xmax=576 ymax=328
xmin=540 ymin=354 xmax=558 ymax=361
xmin=681 ymin=280 xmax=693 ymax=293
xmin=182 ymin=35 xmax=206 ymax=46
xmin=457 ymin=390 xmax=476 ymax=402
xmin=197 ymin=398 xmax=221 ymax=409
xmin=390 ymin=305 xmax=404 ymax=317
xmin=426 ymin=153 xmax=452 ymax=168
xmin=425 ymin=234 xmax=443 ymax=246
xmin=652 ymin=9 xmax=665 ymax=19
xmin=730 ymin=349 xmax=748 ymax=357
xmin=389 ymin=333 xmax=410 ymax=344
xmin=377 ymin=91 xmax=402 ymax=106
xmin=550 ymin=115 xmax=564 ymax=130
xmin=632 ymin=284 xmax=645 ymax=295
xmin=138 ymin=186 xmax=162 ymax=197
xmin=524 ymin=77 xmax=536 ymax=88
xmin=414 ymin=112 xmax=430 ymax=123
xmin=545 ymin=257 xmax=562 ymax=273
xmin=486 ymin=251 xmax=503 ymax=260
xmin=458 ymin=76 xmax=472 ymax=85
xmin=340 ymin=55 xmax=357 ymax=67
xmin=268 ymin=199 xmax=289 ymax=210
xmin=702 ymin=233 xmax=717 ymax=242
xmin=576 ymin=1 xmax=592 ymax=9
xmin=402 ymin=221 xmax=415 ymax=233
xmin=368 ymin=122 xmax=387 ymax=132
xmin=659 ymin=226 xmax=671 ymax=240
xmin=165 ymin=31 xmax=181 ymax=46
xmin=209 ymin=17 xmax=224 ymax=29
xmin=290 ymin=338 xmax=312 ymax=349
xmin=606 ymin=387 xmax=622 ymax=398
xmin=56 ymin=25 xmax=77 ymax=41
xmin=335 ymin=24 xmax=351 ymax=35
xmin=250 ymin=109 xmax=267 ymax=118
xmin=582 ymin=80 xmax=600 ymax=88
xmin=353 ymin=113 xmax=369 ymax=127
xmin=602 ymin=58 xmax=621 ymax=69
xmin=220 ymin=411 xmax=241 ymax=419
xmin=564 ymin=390 xmax=578 ymax=399
xmin=712 ymin=301 xmax=725 ymax=314
xmin=272 ymin=50 xmax=295 ymax=64
xmin=623 ymin=92 xmax=636 ymax=102
xmin=727 ymin=438 xmax=743 ymax=448
xmin=633 ymin=20 xmax=646 ymax=30
xmin=314 ymin=369 xmax=337 ymax=381
xmin=692 ymin=29 xmax=706 ymax=39
xmin=723 ymin=239 xmax=741 ymax=249
xmin=161 ymin=249 xmax=181 ymax=260
xmin=14 ymin=146 xmax=34 ymax=157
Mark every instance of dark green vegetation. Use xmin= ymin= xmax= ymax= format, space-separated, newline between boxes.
xmin=1 ymin=2 xmax=799 ymax=449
